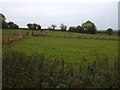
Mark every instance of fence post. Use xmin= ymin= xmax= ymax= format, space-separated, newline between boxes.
xmin=26 ymin=32 xmax=28 ymax=37
xmin=32 ymin=31 xmax=33 ymax=36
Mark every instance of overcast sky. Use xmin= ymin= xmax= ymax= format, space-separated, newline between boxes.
xmin=0 ymin=0 xmax=119 ymax=30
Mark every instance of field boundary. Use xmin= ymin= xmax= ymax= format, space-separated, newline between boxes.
xmin=32 ymin=31 xmax=118 ymax=41
xmin=2 ymin=32 xmax=31 ymax=45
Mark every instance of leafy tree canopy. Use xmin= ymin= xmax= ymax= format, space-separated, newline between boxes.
xmin=82 ymin=20 xmax=97 ymax=34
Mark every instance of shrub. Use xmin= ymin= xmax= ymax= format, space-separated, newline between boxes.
xmin=106 ymin=28 xmax=113 ymax=35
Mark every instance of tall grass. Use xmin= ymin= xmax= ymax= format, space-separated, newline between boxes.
xmin=2 ymin=32 xmax=31 ymax=45
xmin=2 ymin=51 xmax=119 ymax=88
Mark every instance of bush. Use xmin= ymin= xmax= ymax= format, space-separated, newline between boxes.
xmin=106 ymin=28 xmax=113 ymax=35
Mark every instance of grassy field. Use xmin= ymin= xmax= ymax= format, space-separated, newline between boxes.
xmin=2 ymin=29 xmax=119 ymax=88
xmin=40 ymin=30 xmax=118 ymax=38
xmin=2 ymin=29 xmax=118 ymax=39
xmin=3 ymin=29 xmax=118 ymax=63
xmin=3 ymin=36 xmax=118 ymax=64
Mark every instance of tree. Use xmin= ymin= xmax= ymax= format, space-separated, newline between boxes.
xmin=27 ymin=23 xmax=33 ymax=30
xmin=60 ymin=24 xmax=67 ymax=31
xmin=13 ymin=24 xmax=19 ymax=29
xmin=33 ymin=23 xmax=38 ymax=30
xmin=8 ymin=22 xmax=14 ymax=29
xmin=82 ymin=21 xmax=96 ymax=34
xmin=76 ymin=25 xmax=84 ymax=33
xmin=51 ymin=24 xmax=56 ymax=31
xmin=48 ymin=26 xmax=52 ymax=31
xmin=7 ymin=22 xmax=19 ymax=29
xmin=68 ymin=26 xmax=76 ymax=32
xmin=27 ymin=23 xmax=41 ymax=30
xmin=0 ymin=13 xmax=19 ymax=29
xmin=2 ymin=20 xmax=8 ymax=29
xmin=68 ymin=25 xmax=85 ymax=33
xmin=0 ymin=13 xmax=8 ymax=29
xmin=106 ymin=28 xmax=113 ymax=35
xmin=0 ymin=13 xmax=6 ymax=21
xmin=37 ymin=25 xmax=41 ymax=30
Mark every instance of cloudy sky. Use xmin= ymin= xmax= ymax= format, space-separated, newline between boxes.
xmin=0 ymin=0 xmax=119 ymax=30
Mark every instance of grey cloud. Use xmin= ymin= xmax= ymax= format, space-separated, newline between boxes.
xmin=1 ymin=1 xmax=118 ymax=30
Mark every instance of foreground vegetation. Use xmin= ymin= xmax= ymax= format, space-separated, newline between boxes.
xmin=3 ymin=51 xmax=119 ymax=88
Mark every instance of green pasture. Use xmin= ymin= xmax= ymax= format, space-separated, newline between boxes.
xmin=2 ymin=29 xmax=119 ymax=88
xmin=2 ymin=29 xmax=118 ymax=39
xmin=40 ymin=31 xmax=118 ymax=39
xmin=3 ymin=34 xmax=118 ymax=65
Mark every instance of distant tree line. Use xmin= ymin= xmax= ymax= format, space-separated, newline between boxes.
xmin=27 ymin=23 xmax=41 ymax=30
xmin=0 ymin=13 xmax=19 ymax=29
xmin=68 ymin=21 xmax=97 ymax=34
xmin=47 ymin=24 xmax=67 ymax=31
xmin=27 ymin=23 xmax=67 ymax=31
xmin=1 ymin=13 xmax=114 ymax=35
xmin=42 ymin=21 xmax=97 ymax=34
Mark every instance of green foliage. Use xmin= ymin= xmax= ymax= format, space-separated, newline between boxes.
xmin=7 ymin=22 xmax=14 ymax=28
xmin=0 ymin=13 xmax=6 ymax=21
xmin=68 ymin=26 xmax=76 ymax=32
xmin=7 ymin=22 xmax=19 ymax=29
xmin=37 ymin=25 xmax=41 ymax=30
xmin=76 ymin=25 xmax=84 ymax=33
xmin=2 ymin=20 xmax=8 ymax=29
xmin=27 ymin=23 xmax=33 ymax=30
xmin=51 ymin=24 xmax=57 ymax=31
xmin=60 ymin=24 xmax=67 ymax=31
xmin=0 ymin=13 xmax=19 ymax=29
xmin=33 ymin=23 xmax=38 ymax=29
xmin=2 ymin=51 xmax=119 ymax=88
xmin=0 ymin=13 xmax=8 ymax=29
xmin=27 ymin=23 xmax=41 ymax=30
xmin=107 ymin=28 xmax=113 ymax=35
xmin=68 ymin=21 xmax=96 ymax=34
xmin=82 ymin=20 xmax=97 ymax=34
xmin=68 ymin=25 xmax=84 ymax=33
